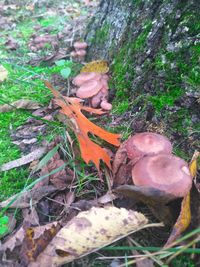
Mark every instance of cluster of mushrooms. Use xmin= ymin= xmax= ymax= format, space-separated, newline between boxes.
xmin=70 ymin=41 xmax=87 ymax=60
xmin=113 ymin=132 xmax=192 ymax=208
xmin=71 ymin=41 xmax=112 ymax=111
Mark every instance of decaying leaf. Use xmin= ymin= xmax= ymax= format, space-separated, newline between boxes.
xmin=0 ymin=99 xmax=41 ymax=113
xmin=0 ymin=222 xmax=60 ymax=265
xmin=0 ymin=65 xmax=8 ymax=82
xmin=0 ymin=185 xmax=57 ymax=209
xmin=165 ymin=151 xmax=199 ymax=246
xmin=115 ymin=185 xmax=177 ymax=205
xmin=0 ymin=147 xmax=47 ymax=171
xmin=80 ymin=60 xmax=109 ymax=74
xmin=28 ymin=207 xmax=148 ymax=267
xmin=45 ymin=81 xmax=121 ymax=170
xmin=20 ymin=224 xmax=61 ymax=266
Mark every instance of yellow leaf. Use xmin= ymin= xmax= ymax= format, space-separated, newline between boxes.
xmin=165 ymin=151 xmax=199 ymax=247
xmin=165 ymin=192 xmax=191 ymax=247
xmin=28 ymin=207 xmax=148 ymax=267
xmin=81 ymin=60 xmax=109 ymax=74
xmin=189 ymin=150 xmax=199 ymax=178
xmin=0 ymin=65 xmax=8 ymax=82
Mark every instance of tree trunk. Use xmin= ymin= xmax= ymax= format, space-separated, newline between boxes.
xmin=85 ymin=0 xmax=199 ymax=155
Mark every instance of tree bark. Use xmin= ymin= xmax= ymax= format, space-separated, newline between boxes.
xmin=85 ymin=0 xmax=199 ymax=155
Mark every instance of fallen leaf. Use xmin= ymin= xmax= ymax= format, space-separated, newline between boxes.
xmin=20 ymin=224 xmax=61 ymax=266
xmin=0 ymin=185 xmax=57 ymax=209
xmin=40 ymin=152 xmax=73 ymax=189
xmin=0 ymin=99 xmax=41 ymax=113
xmin=115 ymin=185 xmax=177 ymax=205
xmin=28 ymin=207 xmax=148 ymax=266
xmin=0 ymin=222 xmax=60 ymax=265
xmin=45 ymin=81 xmax=121 ymax=170
xmin=0 ymin=65 xmax=8 ymax=82
xmin=81 ymin=60 xmax=109 ymax=74
xmin=165 ymin=151 xmax=199 ymax=246
xmin=0 ymin=147 xmax=47 ymax=171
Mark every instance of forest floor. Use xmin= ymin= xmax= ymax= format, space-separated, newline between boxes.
xmin=0 ymin=1 xmax=198 ymax=267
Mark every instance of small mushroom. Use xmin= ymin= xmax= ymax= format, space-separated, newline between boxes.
xmin=132 ymin=154 xmax=192 ymax=198
xmin=113 ymin=132 xmax=172 ymax=175
xmin=74 ymin=41 xmax=88 ymax=50
xmin=100 ymin=100 xmax=112 ymax=111
xmin=76 ymin=80 xmax=103 ymax=98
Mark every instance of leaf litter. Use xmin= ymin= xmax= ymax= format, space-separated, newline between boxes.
xmin=1 ymin=1 xmax=200 ymax=266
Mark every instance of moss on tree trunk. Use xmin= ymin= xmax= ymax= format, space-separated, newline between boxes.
xmin=85 ymin=0 xmax=199 ymax=156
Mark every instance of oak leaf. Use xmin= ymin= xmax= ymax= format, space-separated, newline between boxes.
xmin=45 ymin=81 xmax=121 ymax=170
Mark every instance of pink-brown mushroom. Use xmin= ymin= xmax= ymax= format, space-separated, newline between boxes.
xmin=72 ymin=72 xmax=101 ymax=87
xmin=74 ymin=41 xmax=88 ymax=50
xmin=76 ymin=80 xmax=103 ymax=98
xmin=132 ymin=154 xmax=192 ymax=198
xmin=113 ymin=132 xmax=173 ymax=175
xmin=100 ymin=100 xmax=112 ymax=111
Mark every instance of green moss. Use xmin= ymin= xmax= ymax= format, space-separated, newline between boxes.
xmin=90 ymin=23 xmax=110 ymax=45
xmin=111 ymin=20 xmax=152 ymax=114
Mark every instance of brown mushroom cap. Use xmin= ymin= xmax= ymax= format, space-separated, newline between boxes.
xmin=100 ymin=100 xmax=112 ymax=111
xmin=132 ymin=154 xmax=192 ymax=197
xmin=76 ymin=49 xmax=87 ymax=57
xmin=91 ymin=90 xmax=104 ymax=107
xmin=125 ymin=132 xmax=172 ymax=159
xmin=72 ymin=72 xmax=101 ymax=87
xmin=74 ymin=41 xmax=87 ymax=50
xmin=76 ymin=80 xmax=103 ymax=98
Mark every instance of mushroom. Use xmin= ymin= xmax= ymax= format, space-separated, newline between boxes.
xmin=71 ymin=41 xmax=88 ymax=60
xmin=72 ymin=72 xmax=101 ymax=87
xmin=73 ymin=41 xmax=88 ymax=50
xmin=76 ymin=80 xmax=103 ymax=98
xmin=113 ymin=132 xmax=173 ymax=175
xmin=132 ymin=154 xmax=192 ymax=198
xmin=72 ymin=72 xmax=112 ymax=110
xmin=113 ymin=132 xmax=193 ymax=229
xmin=100 ymin=100 xmax=112 ymax=111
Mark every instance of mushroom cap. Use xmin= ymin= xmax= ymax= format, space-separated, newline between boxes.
xmin=91 ymin=90 xmax=104 ymax=107
xmin=132 ymin=154 xmax=192 ymax=198
xmin=76 ymin=80 xmax=103 ymax=98
xmin=100 ymin=100 xmax=112 ymax=111
xmin=125 ymin=132 xmax=172 ymax=159
xmin=74 ymin=41 xmax=88 ymax=50
xmin=72 ymin=72 xmax=101 ymax=87
xmin=76 ymin=49 xmax=87 ymax=57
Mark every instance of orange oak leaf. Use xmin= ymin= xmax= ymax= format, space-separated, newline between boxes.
xmin=165 ymin=151 xmax=199 ymax=247
xmin=45 ymin=81 xmax=121 ymax=170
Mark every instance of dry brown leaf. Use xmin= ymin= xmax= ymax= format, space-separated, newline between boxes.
xmin=0 ymin=99 xmax=41 ymax=113
xmin=0 ymin=222 xmax=60 ymax=265
xmin=45 ymin=81 xmax=121 ymax=171
xmin=0 ymin=147 xmax=47 ymax=171
xmin=0 ymin=65 xmax=8 ymax=82
xmin=0 ymin=185 xmax=57 ymax=209
xmin=29 ymin=207 xmax=148 ymax=267
xmin=40 ymin=152 xmax=73 ymax=189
